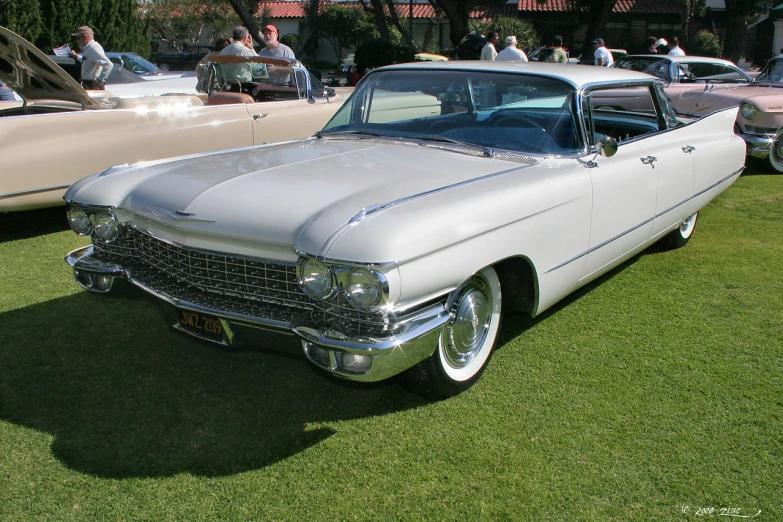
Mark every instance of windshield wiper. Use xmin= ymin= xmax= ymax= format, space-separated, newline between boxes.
xmin=415 ymin=135 xmax=496 ymax=158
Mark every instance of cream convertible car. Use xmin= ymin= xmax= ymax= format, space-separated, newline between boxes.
xmin=0 ymin=26 xmax=343 ymax=212
xmin=65 ymin=62 xmax=745 ymax=398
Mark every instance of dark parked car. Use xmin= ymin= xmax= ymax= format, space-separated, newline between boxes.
xmin=153 ymin=45 xmax=212 ymax=71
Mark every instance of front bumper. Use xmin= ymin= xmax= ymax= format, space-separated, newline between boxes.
xmin=66 ymin=245 xmax=447 ymax=382
xmin=738 ymin=132 xmax=774 ymax=159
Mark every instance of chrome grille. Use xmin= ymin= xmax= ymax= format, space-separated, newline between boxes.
xmin=90 ymin=225 xmax=427 ymax=338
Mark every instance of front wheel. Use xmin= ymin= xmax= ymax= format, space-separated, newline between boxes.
xmin=402 ymin=266 xmax=503 ymax=399
xmin=665 ymin=212 xmax=698 ymax=249
xmin=769 ymin=129 xmax=783 ymax=173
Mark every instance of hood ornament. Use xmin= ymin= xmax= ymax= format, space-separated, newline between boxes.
xmin=155 ymin=208 xmax=216 ymax=223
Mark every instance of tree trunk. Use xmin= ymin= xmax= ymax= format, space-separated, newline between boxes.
xmin=722 ymin=1 xmax=746 ymax=63
xmin=227 ymin=0 xmax=262 ymax=45
xmin=581 ymin=0 xmax=618 ymax=61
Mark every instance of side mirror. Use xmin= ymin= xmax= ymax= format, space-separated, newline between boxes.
xmin=597 ymin=136 xmax=618 ymax=157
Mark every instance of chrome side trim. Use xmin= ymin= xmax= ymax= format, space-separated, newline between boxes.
xmin=345 ymin=163 xmax=536 ymax=226
xmin=0 ymin=184 xmax=72 ymax=200
xmin=544 ymin=166 xmax=744 ymax=274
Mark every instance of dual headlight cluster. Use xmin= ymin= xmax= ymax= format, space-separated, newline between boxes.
xmin=67 ymin=206 xmax=119 ymax=243
xmin=740 ymin=102 xmax=758 ymax=120
xmin=297 ymin=257 xmax=388 ymax=311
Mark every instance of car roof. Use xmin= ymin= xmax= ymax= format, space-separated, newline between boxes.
xmin=620 ymin=54 xmax=739 ymax=66
xmin=377 ymin=61 xmax=657 ymax=89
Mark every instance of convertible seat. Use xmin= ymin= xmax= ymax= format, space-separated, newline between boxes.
xmin=208 ymin=92 xmax=254 ymax=105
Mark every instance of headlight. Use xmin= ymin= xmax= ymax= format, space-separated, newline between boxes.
xmin=345 ymin=267 xmax=383 ymax=309
xmin=740 ymin=102 xmax=758 ymax=120
xmin=92 ymin=211 xmax=118 ymax=242
xmin=299 ymin=258 xmax=333 ymax=299
xmin=67 ymin=208 xmax=92 ymax=236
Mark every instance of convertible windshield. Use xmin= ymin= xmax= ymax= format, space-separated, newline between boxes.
xmin=322 ymin=69 xmax=580 ymax=156
xmin=613 ymin=57 xmax=671 ymax=82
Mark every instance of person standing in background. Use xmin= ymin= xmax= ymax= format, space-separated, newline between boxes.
xmin=646 ymin=36 xmax=659 ymax=53
xmin=547 ymin=35 xmax=568 ymax=63
xmin=481 ymin=32 xmax=499 ymax=61
xmin=69 ymin=26 xmax=112 ymax=90
xmin=667 ymin=37 xmax=686 ymax=56
xmin=593 ymin=38 xmax=613 ymax=67
xmin=496 ymin=36 xmax=528 ymax=61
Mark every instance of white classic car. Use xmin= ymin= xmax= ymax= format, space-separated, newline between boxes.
xmin=0 ymin=26 xmax=343 ymax=212
xmin=64 ymin=62 xmax=745 ymax=398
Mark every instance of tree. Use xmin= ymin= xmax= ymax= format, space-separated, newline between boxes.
xmin=0 ymin=0 xmax=44 ymax=44
xmin=469 ymin=16 xmax=538 ymax=50
xmin=723 ymin=0 xmax=766 ymax=63
xmin=689 ymin=30 xmax=721 ymax=58
xmin=428 ymin=0 xmax=508 ymax=48
xmin=145 ymin=0 xmax=235 ymax=52
xmin=318 ymin=4 xmax=378 ymax=61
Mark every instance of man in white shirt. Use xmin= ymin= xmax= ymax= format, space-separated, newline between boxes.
xmin=667 ymin=37 xmax=686 ymax=56
xmin=219 ymin=26 xmax=258 ymax=82
xmin=496 ymin=36 xmax=528 ymax=62
xmin=481 ymin=32 xmax=499 ymax=61
xmin=69 ymin=26 xmax=113 ymax=90
xmin=593 ymin=38 xmax=613 ymax=67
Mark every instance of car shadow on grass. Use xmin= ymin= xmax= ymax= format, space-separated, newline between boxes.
xmin=0 ymin=290 xmax=429 ymax=479
xmin=0 ymin=206 xmax=70 ymax=242
xmin=495 ymin=243 xmax=667 ymax=348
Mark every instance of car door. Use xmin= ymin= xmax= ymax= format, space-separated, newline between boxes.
xmin=646 ymin=83 xmax=697 ymax=238
xmin=580 ymin=85 xmax=660 ymax=281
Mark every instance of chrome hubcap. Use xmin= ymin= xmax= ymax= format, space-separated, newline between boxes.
xmin=443 ymin=278 xmax=492 ymax=369
xmin=772 ymin=134 xmax=783 ymax=167
xmin=679 ymin=212 xmax=697 ymax=237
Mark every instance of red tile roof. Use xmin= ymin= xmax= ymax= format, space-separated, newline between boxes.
xmin=516 ymin=0 xmax=682 ymax=14
xmin=256 ymin=0 xmax=681 ymax=19
xmin=257 ymin=1 xmax=517 ymax=19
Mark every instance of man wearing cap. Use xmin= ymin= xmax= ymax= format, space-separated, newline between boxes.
xmin=496 ymin=36 xmax=528 ymax=62
xmin=219 ymin=26 xmax=258 ymax=82
xmin=260 ymin=25 xmax=295 ymax=60
xmin=69 ymin=26 xmax=113 ymax=90
xmin=593 ymin=38 xmax=613 ymax=67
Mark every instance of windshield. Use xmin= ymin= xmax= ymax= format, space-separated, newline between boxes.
xmin=322 ymin=69 xmax=580 ymax=156
xmin=613 ymin=57 xmax=671 ymax=82
xmin=755 ymin=58 xmax=783 ymax=83
xmin=117 ymin=54 xmax=161 ymax=75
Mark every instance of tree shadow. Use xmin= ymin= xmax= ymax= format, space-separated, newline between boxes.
xmin=0 ymin=291 xmax=429 ymax=479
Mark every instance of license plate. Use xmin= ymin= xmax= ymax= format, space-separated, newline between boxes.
xmin=175 ymin=308 xmax=227 ymax=344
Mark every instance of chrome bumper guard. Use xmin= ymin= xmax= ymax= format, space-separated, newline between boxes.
xmin=66 ymin=245 xmax=446 ymax=382
xmin=739 ymin=132 xmax=774 ymax=159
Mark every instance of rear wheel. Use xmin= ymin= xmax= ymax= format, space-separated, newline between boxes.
xmin=403 ymin=266 xmax=502 ymax=399
xmin=665 ymin=212 xmax=698 ymax=249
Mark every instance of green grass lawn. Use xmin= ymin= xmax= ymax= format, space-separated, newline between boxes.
xmin=1 ymin=172 xmax=781 ymax=521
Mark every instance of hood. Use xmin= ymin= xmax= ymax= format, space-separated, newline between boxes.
xmin=0 ymin=26 xmax=100 ymax=108
xmin=672 ymin=84 xmax=783 ymax=115
xmin=67 ymin=139 xmax=534 ymax=257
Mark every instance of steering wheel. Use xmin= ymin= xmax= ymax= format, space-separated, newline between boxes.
xmin=490 ymin=114 xmax=545 ymax=133
xmin=131 ymin=65 xmax=146 ymax=74
xmin=221 ymin=79 xmax=243 ymax=93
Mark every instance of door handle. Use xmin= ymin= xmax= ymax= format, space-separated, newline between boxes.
xmin=681 ymin=145 xmax=696 ymax=153
xmin=640 ymin=156 xmax=657 ymax=166
xmin=252 ymin=113 xmax=268 ymax=121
